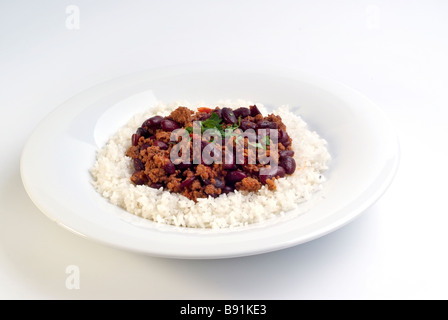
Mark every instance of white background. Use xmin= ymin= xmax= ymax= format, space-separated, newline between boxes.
xmin=1 ymin=0 xmax=447 ymax=300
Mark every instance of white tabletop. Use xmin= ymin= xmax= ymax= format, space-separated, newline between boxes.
xmin=1 ymin=1 xmax=447 ymax=300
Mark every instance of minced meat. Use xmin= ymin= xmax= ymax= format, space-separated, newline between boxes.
xmin=125 ymin=105 xmax=296 ymax=201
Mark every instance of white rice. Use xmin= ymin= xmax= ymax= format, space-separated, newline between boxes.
xmin=89 ymin=100 xmax=331 ymax=229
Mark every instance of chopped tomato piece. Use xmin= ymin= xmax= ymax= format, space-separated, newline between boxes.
xmin=197 ymin=107 xmax=213 ymax=113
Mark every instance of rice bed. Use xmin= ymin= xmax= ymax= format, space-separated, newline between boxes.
xmin=89 ymin=100 xmax=331 ymax=229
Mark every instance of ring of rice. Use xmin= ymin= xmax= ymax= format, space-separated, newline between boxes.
xmin=89 ymin=100 xmax=331 ymax=229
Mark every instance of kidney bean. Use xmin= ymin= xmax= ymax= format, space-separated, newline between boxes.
xmin=279 ymin=150 xmax=295 ymax=158
xmin=133 ymin=158 xmax=145 ymax=171
xmin=278 ymin=130 xmax=291 ymax=146
xmin=165 ymin=161 xmax=176 ymax=174
xmin=202 ymin=177 xmax=225 ymax=196
xmin=132 ymin=133 xmax=140 ymax=146
xmin=153 ymin=140 xmax=169 ymax=150
xmin=249 ymin=105 xmax=261 ymax=117
xmin=222 ymin=185 xmax=234 ymax=194
xmin=223 ymin=163 xmax=237 ymax=171
xmin=143 ymin=115 xmax=163 ymax=128
xmin=140 ymin=142 xmax=151 ymax=151
xmin=161 ymin=119 xmax=180 ymax=131
xmin=259 ymin=166 xmax=285 ymax=184
xmin=131 ymin=171 xmax=148 ymax=185
xmin=281 ymin=138 xmax=291 ymax=147
xmin=176 ymin=162 xmax=192 ymax=170
xmin=257 ymin=120 xmax=278 ymax=129
xmin=136 ymin=127 xmax=150 ymax=138
xmin=199 ymin=113 xmax=212 ymax=121
xmin=278 ymin=129 xmax=286 ymax=142
xmin=226 ymin=170 xmax=247 ymax=183
xmin=221 ymin=107 xmax=237 ymax=124
xmin=213 ymin=108 xmax=222 ymax=118
xmin=150 ymin=183 xmax=163 ymax=189
xmin=259 ymin=174 xmax=268 ymax=185
xmin=279 ymin=156 xmax=296 ymax=174
xmin=276 ymin=166 xmax=286 ymax=178
xmin=213 ymin=177 xmax=225 ymax=189
xmin=240 ymin=120 xmax=257 ymax=131
xmin=202 ymin=178 xmax=212 ymax=185
xmin=233 ymin=107 xmax=250 ymax=119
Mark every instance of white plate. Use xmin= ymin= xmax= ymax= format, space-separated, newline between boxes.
xmin=20 ymin=63 xmax=399 ymax=259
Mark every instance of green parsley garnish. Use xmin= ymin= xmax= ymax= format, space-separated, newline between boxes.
xmin=202 ymin=112 xmax=222 ymax=131
xmin=184 ymin=112 xmax=270 ymax=149
xmin=265 ymin=135 xmax=271 ymax=146
xmin=247 ymin=136 xmax=270 ymax=150
xmin=185 ymin=112 xmax=240 ymax=138
xmin=248 ymin=141 xmax=265 ymax=149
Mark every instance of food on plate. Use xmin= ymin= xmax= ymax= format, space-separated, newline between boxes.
xmin=90 ymin=100 xmax=330 ymax=229
xmin=125 ymin=105 xmax=296 ymax=202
